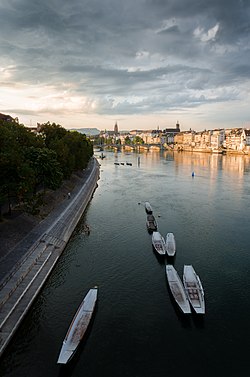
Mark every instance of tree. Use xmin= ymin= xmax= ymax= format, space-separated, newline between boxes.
xmin=124 ymin=136 xmax=132 ymax=145
xmin=0 ymin=121 xmax=38 ymax=215
xmin=133 ymin=136 xmax=144 ymax=145
xmin=0 ymin=119 xmax=93 ymax=217
xmin=25 ymin=147 xmax=63 ymax=191
xmin=39 ymin=122 xmax=67 ymax=149
xmin=39 ymin=123 xmax=93 ymax=178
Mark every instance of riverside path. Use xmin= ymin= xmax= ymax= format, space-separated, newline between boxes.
xmin=0 ymin=158 xmax=100 ymax=358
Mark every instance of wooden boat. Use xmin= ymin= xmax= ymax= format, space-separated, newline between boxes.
xmin=146 ymin=214 xmax=157 ymax=232
xmin=145 ymin=201 xmax=153 ymax=214
xmin=152 ymin=231 xmax=166 ymax=255
xmin=166 ymin=265 xmax=191 ymax=314
xmin=57 ymin=287 xmax=98 ymax=364
xmin=165 ymin=232 xmax=176 ymax=256
xmin=183 ymin=265 xmax=205 ymax=314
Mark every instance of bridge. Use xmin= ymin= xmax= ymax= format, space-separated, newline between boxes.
xmin=93 ymin=143 xmax=172 ymax=151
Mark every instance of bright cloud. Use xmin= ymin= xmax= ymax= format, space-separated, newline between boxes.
xmin=194 ymin=23 xmax=220 ymax=42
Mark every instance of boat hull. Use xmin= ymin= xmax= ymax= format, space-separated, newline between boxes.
xmin=165 ymin=233 xmax=176 ymax=256
xmin=166 ymin=265 xmax=191 ymax=314
xmin=57 ymin=287 xmax=98 ymax=364
xmin=152 ymin=231 xmax=166 ymax=255
xmin=146 ymin=214 xmax=157 ymax=232
xmin=145 ymin=201 xmax=153 ymax=214
xmin=183 ymin=266 xmax=205 ymax=314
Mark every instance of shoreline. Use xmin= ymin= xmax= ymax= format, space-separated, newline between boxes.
xmin=0 ymin=158 xmax=100 ymax=358
xmin=0 ymin=169 xmax=90 ymax=262
xmin=173 ymin=146 xmax=249 ymax=155
xmin=99 ymin=144 xmax=249 ymax=155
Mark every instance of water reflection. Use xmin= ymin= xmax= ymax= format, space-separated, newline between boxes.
xmin=170 ymin=150 xmax=250 ymax=176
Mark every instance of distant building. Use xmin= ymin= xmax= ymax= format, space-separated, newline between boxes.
xmin=163 ymin=121 xmax=181 ymax=143
xmin=130 ymin=130 xmax=144 ymax=135
xmin=243 ymin=129 xmax=250 ymax=145
xmin=175 ymin=130 xmax=195 ymax=148
xmin=223 ymin=128 xmax=244 ymax=150
xmin=163 ymin=121 xmax=180 ymax=134
xmin=24 ymin=123 xmax=42 ymax=134
xmin=242 ymin=129 xmax=250 ymax=152
xmin=194 ymin=130 xmax=212 ymax=149
xmin=0 ymin=112 xmax=17 ymax=123
xmin=114 ymin=122 xmax=118 ymax=135
xmin=210 ymin=129 xmax=225 ymax=150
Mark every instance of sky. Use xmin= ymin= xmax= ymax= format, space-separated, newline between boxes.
xmin=0 ymin=0 xmax=250 ymax=132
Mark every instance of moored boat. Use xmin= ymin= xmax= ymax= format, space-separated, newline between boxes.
xmin=145 ymin=201 xmax=153 ymax=214
xmin=183 ymin=265 xmax=205 ymax=314
xmin=165 ymin=233 xmax=176 ymax=256
xmin=166 ymin=265 xmax=191 ymax=314
xmin=152 ymin=231 xmax=166 ymax=255
xmin=57 ymin=287 xmax=98 ymax=364
xmin=146 ymin=214 xmax=157 ymax=232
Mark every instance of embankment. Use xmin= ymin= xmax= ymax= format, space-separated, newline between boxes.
xmin=0 ymin=157 xmax=100 ymax=358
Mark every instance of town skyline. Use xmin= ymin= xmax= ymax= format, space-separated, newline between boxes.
xmin=0 ymin=1 xmax=250 ymax=131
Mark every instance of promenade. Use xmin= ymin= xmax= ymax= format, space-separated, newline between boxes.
xmin=0 ymin=158 xmax=100 ymax=358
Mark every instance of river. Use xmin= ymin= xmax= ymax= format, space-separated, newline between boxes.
xmin=1 ymin=150 xmax=250 ymax=377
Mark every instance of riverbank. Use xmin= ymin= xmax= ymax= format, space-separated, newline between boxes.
xmin=173 ymin=145 xmax=249 ymax=154
xmin=0 ymin=158 xmax=100 ymax=358
xmin=0 ymin=170 xmax=89 ymax=262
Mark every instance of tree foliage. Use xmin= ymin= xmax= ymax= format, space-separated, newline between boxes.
xmin=133 ymin=136 xmax=144 ymax=144
xmin=39 ymin=123 xmax=93 ymax=178
xmin=0 ymin=119 xmax=93 ymax=217
xmin=124 ymin=136 xmax=132 ymax=145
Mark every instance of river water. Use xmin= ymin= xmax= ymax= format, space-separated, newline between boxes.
xmin=1 ymin=150 xmax=250 ymax=377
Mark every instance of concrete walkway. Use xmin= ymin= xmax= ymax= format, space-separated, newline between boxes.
xmin=0 ymin=158 xmax=100 ymax=358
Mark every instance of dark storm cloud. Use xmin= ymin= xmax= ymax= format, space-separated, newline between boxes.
xmin=0 ymin=0 xmax=250 ymax=123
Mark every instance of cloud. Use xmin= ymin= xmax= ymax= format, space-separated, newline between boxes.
xmin=194 ymin=23 xmax=219 ymax=42
xmin=0 ymin=0 xmax=249 ymax=130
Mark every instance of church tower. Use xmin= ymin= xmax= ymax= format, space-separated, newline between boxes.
xmin=114 ymin=122 xmax=118 ymax=134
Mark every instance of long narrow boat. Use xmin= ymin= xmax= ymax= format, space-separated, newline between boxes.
xmin=183 ymin=265 xmax=205 ymax=314
xmin=145 ymin=201 xmax=153 ymax=214
xmin=165 ymin=232 xmax=176 ymax=256
xmin=166 ymin=265 xmax=191 ymax=314
xmin=146 ymin=214 xmax=158 ymax=232
xmin=57 ymin=287 xmax=98 ymax=364
xmin=152 ymin=231 xmax=165 ymax=255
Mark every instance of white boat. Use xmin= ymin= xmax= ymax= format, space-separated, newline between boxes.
xmin=145 ymin=201 xmax=153 ymax=214
xmin=146 ymin=214 xmax=157 ymax=232
xmin=166 ymin=265 xmax=191 ymax=314
xmin=165 ymin=233 xmax=176 ymax=256
xmin=57 ymin=287 xmax=98 ymax=364
xmin=152 ymin=231 xmax=165 ymax=255
xmin=183 ymin=265 xmax=205 ymax=314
